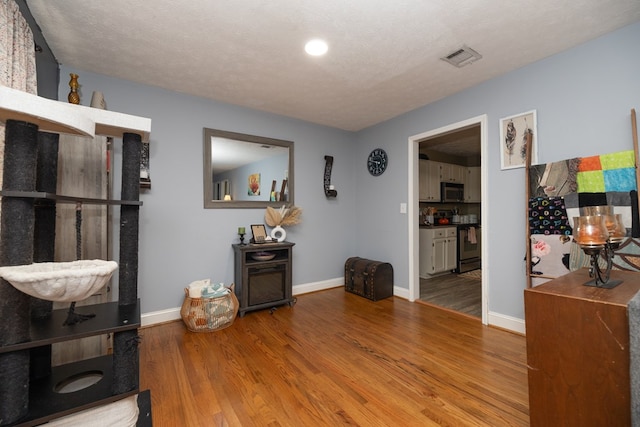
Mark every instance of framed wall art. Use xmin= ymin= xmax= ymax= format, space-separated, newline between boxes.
xmin=500 ymin=110 xmax=537 ymax=170
xmin=248 ymin=173 xmax=261 ymax=196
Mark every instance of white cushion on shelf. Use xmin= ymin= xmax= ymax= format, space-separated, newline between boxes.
xmin=45 ymin=395 xmax=138 ymax=427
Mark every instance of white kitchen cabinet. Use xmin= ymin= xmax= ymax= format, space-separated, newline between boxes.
xmin=419 ymin=227 xmax=457 ymax=277
xmin=419 ymin=160 xmax=471 ymax=202
xmin=465 ymin=166 xmax=481 ymax=203
xmin=419 ymin=160 xmax=441 ymax=201
xmin=440 ymin=163 xmax=465 ymax=183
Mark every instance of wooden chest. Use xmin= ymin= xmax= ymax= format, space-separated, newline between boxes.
xmin=344 ymin=257 xmax=393 ymax=301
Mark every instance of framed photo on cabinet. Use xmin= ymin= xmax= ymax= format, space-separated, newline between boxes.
xmin=250 ymin=224 xmax=267 ymax=243
xmin=500 ymin=110 xmax=537 ymax=170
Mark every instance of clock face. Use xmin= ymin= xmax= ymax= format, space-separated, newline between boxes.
xmin=367 ymin=148 xmax=388 ymax=176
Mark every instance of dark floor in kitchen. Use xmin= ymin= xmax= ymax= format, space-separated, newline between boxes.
xmin=419 ymin=271 xmax=482 ymax=317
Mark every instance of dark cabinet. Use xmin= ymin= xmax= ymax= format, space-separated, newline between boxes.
xmin=233 ymin=242 xmax=295 ymax=317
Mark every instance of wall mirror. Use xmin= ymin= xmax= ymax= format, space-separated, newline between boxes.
xmin=203 ymin=128 xmax=294 ymax=208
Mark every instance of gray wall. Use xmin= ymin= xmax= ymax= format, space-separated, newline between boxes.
xmin=59 ymin=21 xmax=640 ymax=324
xmin=355 ymin=21 xmax=640 ymax=320
xmin=57 ymin=69 xmax=356 ymax=314
xmin=217 ymin=152 xmax=289 ymax=201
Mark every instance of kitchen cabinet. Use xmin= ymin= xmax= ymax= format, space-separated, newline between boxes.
xmin=419 ymin=160 xmax=472 ymax=202
xmin=419 ymin=160 xmax=441 ymax=201
xmin=440 ymin=163 xmax=465 ymax=183
xmin=419 ymin=227 xmax=457 ymax=277
xmin=524 ymin=269 xmax=640 ymax=426
xmin=464 ymin=167 xmax=481 ymax=203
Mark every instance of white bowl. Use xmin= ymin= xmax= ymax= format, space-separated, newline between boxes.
xmin=0 ymin=260 xmax=118 ymax=302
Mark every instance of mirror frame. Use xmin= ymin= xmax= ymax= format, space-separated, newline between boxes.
xmin=203 ymin=128 xmax=294 ymax=208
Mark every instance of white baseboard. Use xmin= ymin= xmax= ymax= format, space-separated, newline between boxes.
xmin=487 ymin=311 xmax=526 ymax=334
xmin=141 ymin=279 xmax=526 ymax=336
xmin=141 ymin=277 xmax=345 ymax=327
xmin=292 ymin=277 xmax=343 ymax=295
xmin=392 ymin=285 xmax=410 ymax=300
xmin=141 ymin=307 xmax=181 ymax=327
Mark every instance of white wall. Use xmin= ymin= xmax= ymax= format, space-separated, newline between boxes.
xmin=59 ymin=21 xmax=640 ymax=329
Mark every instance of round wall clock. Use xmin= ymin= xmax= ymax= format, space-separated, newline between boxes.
xmin=367 ymin=148 xmax=388 ymax=176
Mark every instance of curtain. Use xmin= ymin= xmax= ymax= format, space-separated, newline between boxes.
xmin=0 ymin=0 xmax=38 ymax=210
xmin=0 ymin=0 xmax=37 ymax=91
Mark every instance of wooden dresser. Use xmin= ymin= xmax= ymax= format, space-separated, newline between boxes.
xmin=524 ymin=268 xmax=640 ymax=426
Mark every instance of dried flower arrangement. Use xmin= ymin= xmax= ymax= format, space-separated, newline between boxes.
xmin=265 ymin=206 xmax=302 ymax=227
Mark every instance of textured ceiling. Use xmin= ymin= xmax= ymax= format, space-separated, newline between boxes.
xmin=26 ymin=0 xmax=640 ymax=132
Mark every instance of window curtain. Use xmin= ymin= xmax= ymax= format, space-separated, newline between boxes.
xmin=0 ymin=0 xmax=37 ymax=92
xmin=0 ymin=0 xmax=38 ymax=213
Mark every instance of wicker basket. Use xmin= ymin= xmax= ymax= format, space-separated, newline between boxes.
xmin=180 ymin=284 xmax=239 ymax=332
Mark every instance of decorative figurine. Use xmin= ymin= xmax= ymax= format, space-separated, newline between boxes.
xmin=68 ymin=73 xmax=80 ymax=104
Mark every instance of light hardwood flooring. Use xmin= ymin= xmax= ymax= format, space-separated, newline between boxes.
xmin=140 ymin=287 xmax=528 ymax=426
xmin=420 ymin=272 xmax=482 ymax=318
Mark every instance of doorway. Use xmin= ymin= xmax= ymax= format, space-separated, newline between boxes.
xmin=407 ymin=115 xmax=488 ymax=324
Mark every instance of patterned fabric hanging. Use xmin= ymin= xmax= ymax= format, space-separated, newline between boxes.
xmin=529 ymin=196 xmax=573 ymax=235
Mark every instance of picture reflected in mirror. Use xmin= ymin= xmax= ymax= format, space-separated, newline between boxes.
xmin=203 ymin=128 xmax=294 ymax=208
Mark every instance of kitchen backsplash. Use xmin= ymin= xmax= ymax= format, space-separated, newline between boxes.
xmin=419 ymin=202 xmax=480 ymax=225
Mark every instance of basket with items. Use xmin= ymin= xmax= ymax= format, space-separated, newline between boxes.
xmin=180 ymin=279 xmax=239 ymax=332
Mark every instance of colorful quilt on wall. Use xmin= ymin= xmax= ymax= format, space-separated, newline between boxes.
xmin=527 ymin=149 xmax=640 ymax=282
xmin=529 ymin=150 xmax=637 ymax=234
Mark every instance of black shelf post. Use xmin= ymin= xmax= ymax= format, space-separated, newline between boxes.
xmin=0 ymin=119 xmax=39 ymax=424
xmin=113 ymin=132 xmax=142 ymax=395
xmin=30 ymin=130 xmax=60 ymax=382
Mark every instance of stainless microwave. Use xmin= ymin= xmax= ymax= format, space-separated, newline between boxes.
xmin=441 ymin=182 xmax=464 ymax=202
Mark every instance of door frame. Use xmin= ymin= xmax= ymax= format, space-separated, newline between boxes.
xmin=407 ymin=114 xmax=489 ymax=324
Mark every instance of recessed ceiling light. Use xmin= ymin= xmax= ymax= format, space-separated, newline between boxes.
xmin=305 ymin=39 xmax=328 ymax=56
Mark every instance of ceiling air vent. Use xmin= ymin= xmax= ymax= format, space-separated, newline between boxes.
xmin=441 ymin=45 xmax=482 ymax=68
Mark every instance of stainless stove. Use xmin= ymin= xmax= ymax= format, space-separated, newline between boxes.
xmin=457 ymin=225 xmax=481 ymax=273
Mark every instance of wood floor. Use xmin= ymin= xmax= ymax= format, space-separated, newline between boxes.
xmin=420 ymin=272 xmax=482 ymax=317
xmin=140 ymin=287 xmax=529 ymax=426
